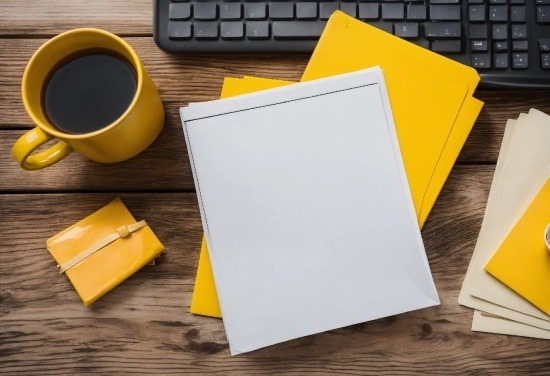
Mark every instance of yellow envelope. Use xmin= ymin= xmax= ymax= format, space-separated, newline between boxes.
xmin=302 ymin=11 xmax=483 ymax=227
xmin=190 ymin=11 xmax=483 ymax=317
xmin=485 ymin=178 xmax=550 ymax=315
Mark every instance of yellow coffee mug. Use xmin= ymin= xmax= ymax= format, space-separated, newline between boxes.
xmin=12 ymin=28 xmax=164 ymax=170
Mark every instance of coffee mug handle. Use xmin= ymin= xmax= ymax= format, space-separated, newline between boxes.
xmin=12 ymin=127 xmax=73 ymax=170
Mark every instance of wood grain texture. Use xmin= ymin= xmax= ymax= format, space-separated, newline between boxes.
xmin=0 ymin=105 xmax=194 ymax=192
xmin=3 ymin=0 xmax=550 ymax=374
xmin=2 ymin=169 xmax=550 ymax=375
xmin=0 ymin=0 xmax=153 ymax=36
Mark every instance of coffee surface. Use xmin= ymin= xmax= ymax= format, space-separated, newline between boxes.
xmin=44 ymin=53 xmax=136 ymax=134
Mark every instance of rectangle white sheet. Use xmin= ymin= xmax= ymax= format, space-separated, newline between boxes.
xmin=180 ymin=67 xmax=439 ymax=355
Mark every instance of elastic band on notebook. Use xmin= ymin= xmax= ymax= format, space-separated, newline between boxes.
xmin=57 ymin=220 xmax=148 ymax=274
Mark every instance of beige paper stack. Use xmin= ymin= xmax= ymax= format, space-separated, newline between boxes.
xmin=459 ymin=109 xmax=550 ymax=339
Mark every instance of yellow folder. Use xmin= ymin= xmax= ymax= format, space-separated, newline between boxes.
xmin=302 ymin=11 xmax=483 ymax=227
xmin=190 ymin=11 xmax=483 ymax=318
xmin=485 ymin=178 xmax=550 ymax=316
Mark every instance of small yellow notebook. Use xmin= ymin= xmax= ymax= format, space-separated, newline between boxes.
xmin=47 ymin=198 xmax=164 ymax=306
xmin=485 ymin=178 xmax=550 ymax=315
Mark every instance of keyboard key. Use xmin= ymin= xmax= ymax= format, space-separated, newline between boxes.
xmin=195 ymin=3 xmax=217 ymax=20
xmin=537 ymin=6 xmax=550 ymax=23
xmin=512 ymin=40 xmax=528 ymax=51
xmin=471 ymin=54 xmax=491 ymax=68
xmin=494 ymin=40 xmax=508 ymax=50
xmin=270 ymin=3 xmax=294 ymax=19
xmin=245 ymin=3 xmax=267 ymax=19
xmin=359 ymin=3 xmax=379 ymax=19
xmin=494 ymin=53 xmax=509 ymax=68
xmin=512 ymin=53 xmax=528 ymax=68
xmin=296 ymin=3 xmax=318 ymax=19
xmin=394 ymin=22 xmax=419 ymax=38
xmin=381 ymin=3 xmax=405 ymax=20
xmin=169 ymin=3 xmax=191 ymax=20
xmin=511 ymin=24 xmax=527 ymax=39
xmin=195 ymin=21 xmax=218 ymax=39
xmin=430 ymin=5 xmax=461 ymax=21
xmin=431 ymin=39 xmax=462 ymax=52
xmin=471 ymin=40 xmax=488 ymax=51
xmin=510 ymin=6 xmax=526 ymax=22
xmin=221 ymin=22 xmax=244 ymax=39
xmin=468 ymin=5 xmax=486 ymax=22
xmin=489 ymin=5 xmax=508 ymax=22
xmin=246 ymin=21 xmax=270 ymax=39
xmin=469 ymin=24 xmax=488 ymax=39
xmin=320 ymin=2 xmax=339 ymax=20
xmin=273 ymin=21 xmax=326 ymax=38
xmin=370 ymin=21 xmax=393 ymax=34
xmin=407 ymin=4 xmax=427 ymax=20
xmin=220 ymin=3 xmax=242 ymax=20
xmin=168 ymin=21 xmax=192 ymax=39
xmin=542 ymin=53 xmax=550 ymax=69
xmin=424 ymin=22 xmax=461 ymax=38
xmin=340 ymin=3 xmax=357 ymax=18
xmin=430 ymin=0 xmax=460 ymax=4
xmin=491 ymin=24 xmax=507 ymax=39
xmin=411 ymin=39 xmax=430 ymax=49
xmin=540 ymin=39 xmax=550 ymax=51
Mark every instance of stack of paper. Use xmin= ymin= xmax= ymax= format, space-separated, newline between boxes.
xmin=190 ymin=11 xmax=483 ymax=319
xmin=459 ymin=109 xmax=550 ymax=340
xmin=180 ymin=67 xmax=439 ymax=354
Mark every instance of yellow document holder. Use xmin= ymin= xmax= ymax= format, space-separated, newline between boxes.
xmin=47 ymin=198 xmax=164 ymax=306
xmin=302 ymin=11 xmax=483 ymax=227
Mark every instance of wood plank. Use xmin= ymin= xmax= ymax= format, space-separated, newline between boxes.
xmin=4 ymin=96 xmax=549 ymax=192
xmin=2 ymin=167 xmax=550 ymax=374
xmin=0 ymin=103 xmax=193 ymax=192
xmin=0 ymin=0 xmax=153 ymax=36
xmin=4 ymin=99 xmax=549 ymax=192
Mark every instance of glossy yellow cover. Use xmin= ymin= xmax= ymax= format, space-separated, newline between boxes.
xmin=46 ymin=198 xmax=164 ymax=306
xmin=302 ymin=11 xmax=483 ymax=227
xmin=485 ymin=179 xmax=550 ymax=315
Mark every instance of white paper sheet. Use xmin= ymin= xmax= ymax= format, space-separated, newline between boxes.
xmin=180 ymin=67 xmax=439 ymax=355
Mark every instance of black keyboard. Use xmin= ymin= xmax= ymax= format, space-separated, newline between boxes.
xmin=153 ymin=0 xmax=550 ymax=89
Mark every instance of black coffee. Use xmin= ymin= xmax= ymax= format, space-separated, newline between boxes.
xmin=44 ymin=52 xmax=136 ymax=134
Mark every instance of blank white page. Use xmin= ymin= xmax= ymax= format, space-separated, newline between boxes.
xmin=180 ymin=67 xmax=439 ymax=355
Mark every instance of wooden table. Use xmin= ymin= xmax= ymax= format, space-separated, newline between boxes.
xmin=2 ymin=1 xmax=550 ymax=374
